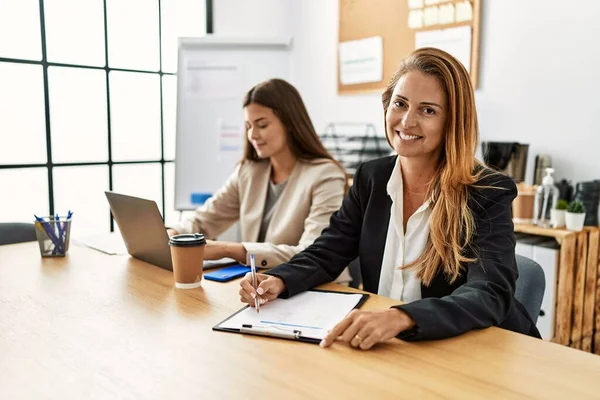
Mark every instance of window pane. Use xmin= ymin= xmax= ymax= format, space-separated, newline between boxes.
xmin=44 ymin=0 xmax=106 ymax=66
xmin=0 ymin=168 xmax=48 ymax=222
xmin=112 ymin=163 xmax=163 ymax=212
xmin=53 ymin=165 xmax=110 ymax=237
xmin=0 ymin=62 xmax=47 ymax=164
xmin=49 ymin=67 xmax=108 ymax=163
xmin=109 ymin=71 xmax=161 ymax=161
xmin=162 ymin=75 xmax=177 ymax=160
xmin=161 ymin=0 xmax=206 ymax=73
xmin=0 ymin=0 xmax=42 ymax=60
xmin=164 ymin=162 xmax=179 ymax=226
xmin=106 ymin=0 xmax=159 ymax=71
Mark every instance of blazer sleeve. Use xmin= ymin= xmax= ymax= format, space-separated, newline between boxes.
xmin=170 ymin=164 xmax=241 ymax=239
xmin=241 ymin=163 xmax=346 ymax=267
xmin=266 ymin=164 xmax=366 ymax=297
xmin=393 ymin=174 xmax=519 ymax=341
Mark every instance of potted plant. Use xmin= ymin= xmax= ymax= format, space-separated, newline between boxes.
xmin=551 ymin=199 xmax=569 ymax=228
xmin=566 ymin=200 xmax=586 ymax=231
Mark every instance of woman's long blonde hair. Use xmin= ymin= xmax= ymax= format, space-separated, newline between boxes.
xmin=382 ymin=47 xmax=484 ymax=286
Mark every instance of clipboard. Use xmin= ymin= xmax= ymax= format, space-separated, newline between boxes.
xmin=213 ymin=289 xmax=370 ymax=344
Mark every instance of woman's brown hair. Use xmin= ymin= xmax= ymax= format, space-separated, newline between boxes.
xmin=382 ymin=47 xmax=485 ymax=286
xmin=242 ymin=79 xmax=344 ymax=176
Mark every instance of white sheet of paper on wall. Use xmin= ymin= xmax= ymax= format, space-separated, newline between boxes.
xmin=339 ymin=36 xmax=383 ymax=85
xmin=455 ymin=1 xmax=473 ymax=22
xmin=408 ymin=0 xmax=424 ymax=9
xmin=217 ymin=119 xmax=244 ymax=157
xmin=408 ymin=10 xmax=424 ymax=29
xmin=415 ymin=26 xmax=472 ymax=73
xmin=439 ymin=4 xmax=455 ymax=24
xmin=423 ymin=6 xmax=440 ymax=26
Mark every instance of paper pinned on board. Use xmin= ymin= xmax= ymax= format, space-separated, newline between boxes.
xmin=217 ymin=119 xmax=244 ymax=156
xmin=339 ymin=36 xmax=383 ymax=85
xmin=423 ymin=6 xmax=440 ymax=26
xmin=415 ymin=25 xmax=472 ymax=73
xmin=408 ymin=0 xmax=424 ymax=9
xmin=439 ymin=3 xmax=455 ymax=24
xmin=456 ymin=0 xmax=473 ymax=22
xmin=408 ymin=9 xmax=424 ymax=29
xmin=184 ymin=59 xmax=243 ymax=100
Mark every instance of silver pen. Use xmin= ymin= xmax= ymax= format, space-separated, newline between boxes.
xmin=250 ymin=254 xmax=260 ymax=313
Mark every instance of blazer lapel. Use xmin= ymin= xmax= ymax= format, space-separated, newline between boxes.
xmin=360 ymin=158 xmax=395 ymax=293
xmin=243 ymin=162 xmax=271 ymax=242
xmin=369 ymin=196 xmax=391 ymax=290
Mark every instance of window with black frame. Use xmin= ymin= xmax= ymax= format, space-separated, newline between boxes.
xmin=0 ymin=0 xmax=209 ymax=237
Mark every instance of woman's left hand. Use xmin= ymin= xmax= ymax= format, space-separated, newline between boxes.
xmin=204 ymin=240 xmax=247 ymax=263
xmin=320 ymin=308 xmax=416 ymax=350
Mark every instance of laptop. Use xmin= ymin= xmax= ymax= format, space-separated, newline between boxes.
xmin=105 ymin=191 xmax=236 ymax=271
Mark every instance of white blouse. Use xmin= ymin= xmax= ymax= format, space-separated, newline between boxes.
xmin=377 ymin=159 xmax=431 ymax=303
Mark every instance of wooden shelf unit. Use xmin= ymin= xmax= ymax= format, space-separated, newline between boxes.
xmin=514 ymin=224 xmax=600 ymax=354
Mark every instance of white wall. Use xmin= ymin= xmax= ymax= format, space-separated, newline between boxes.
xmin=213 ymin=0 xmax=292 ymax=37
xmin=476 ymin=0 xmax=600 ymax=184
xmin=288 ymin=0 xmax=384 ymax=136
xmin=215 ymin=0 xmax=600 ymax=184
xmin=213 ymin=0 xmax=384 ymax=136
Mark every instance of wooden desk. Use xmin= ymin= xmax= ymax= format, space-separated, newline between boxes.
xmin=2 ymin=243 xmax=600 ymax=399
xmin=515 ymin=224 xmax=600 ymax=354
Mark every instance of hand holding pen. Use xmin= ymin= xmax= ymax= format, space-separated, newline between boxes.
xmin=239 ymin=257 xmax=286 ymax=307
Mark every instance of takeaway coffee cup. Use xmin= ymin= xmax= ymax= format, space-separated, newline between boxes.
xmin=168 ymin=233 xmax=206 ymax=289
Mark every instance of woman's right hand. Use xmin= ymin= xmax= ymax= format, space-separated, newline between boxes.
xmin=239 ymin=273 xmax=286 ymax=306
xmin=166 ymin=229 xmax=179 ymax=237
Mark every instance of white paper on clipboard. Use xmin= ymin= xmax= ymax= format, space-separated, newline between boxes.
xmin=217 ymin=291 xmax=365 ymax=340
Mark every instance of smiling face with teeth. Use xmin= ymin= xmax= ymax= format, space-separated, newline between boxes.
xmin=385 ymin=70 xmax=448 ymax=163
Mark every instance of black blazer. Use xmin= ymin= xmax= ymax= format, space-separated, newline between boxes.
xmin=267 ymin=156 xmax=541 ymax=341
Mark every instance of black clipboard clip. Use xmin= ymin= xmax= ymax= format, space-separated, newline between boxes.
xmin=240 ymin=324 xmax=301 ymax=340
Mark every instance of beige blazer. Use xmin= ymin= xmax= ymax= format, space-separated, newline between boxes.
xmin=174 ymin=158 xmax=346 ymax=268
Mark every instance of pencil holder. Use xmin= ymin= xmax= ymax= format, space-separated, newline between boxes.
xmin=34 ymin=216 xmax=72 ymax=257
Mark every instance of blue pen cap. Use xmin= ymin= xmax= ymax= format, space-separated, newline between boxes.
xmin=168 ymin=233 xmax=206 ymax=247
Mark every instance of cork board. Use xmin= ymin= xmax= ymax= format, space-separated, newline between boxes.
xmin=338 ymin=0 xmax=481 ymax=95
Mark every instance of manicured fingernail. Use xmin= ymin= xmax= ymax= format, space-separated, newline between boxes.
xmin=257 ymin=287 xmax=264 ymax=295
xmin=251 ymin=293 xmax=255 ymax=299
xmin=319 ymin=340 xmax=326 ymax=347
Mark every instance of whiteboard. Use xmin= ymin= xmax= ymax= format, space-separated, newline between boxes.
xmin=174 ymin=36 xmax=292 ymax=210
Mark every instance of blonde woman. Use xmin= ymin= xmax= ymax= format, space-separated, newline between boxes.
xmin=169 ymin=79 xmax=347 ymax=270
xmin=239 ymin=48 xmax=541 ymax=348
